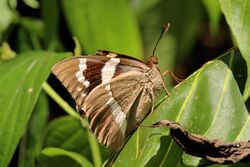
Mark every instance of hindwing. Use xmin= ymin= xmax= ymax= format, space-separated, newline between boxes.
xmin=82 ymin=71 xmax=152 ymax=149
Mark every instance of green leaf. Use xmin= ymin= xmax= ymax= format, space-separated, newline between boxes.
xmin=0 ymin=42 xmax=16 ymax=60
xmin=131 ymin=0 xmax=161 ymax=17
xmin=23 ymin=0 xmax=39 ymax=8
xmin=18 ymin=91 xmax=49 ymax=167
xmin=202 ymin=0 xmax=221 ymax=36
xmin=0 ymin=51 xmax=71 ymax=167
xmin=219 ymin=48 xmax=248 ymax=94
xmin=114 ymin=53 xmax=249 ymax=166
xmin=42 ymin=147 xmax=93 ymax=167
xmin=19 ymin=17 xmax=44 ymax=37
xmin=165 ymin=0 xmax=204 ymax=62
xmin=61 ymin=0 xmax=143 ymax=59
xmin=40 ymin=0 xmax=61 ymax=51
xmin=16 ymin=27 xmax=33 ymax=52
xmin=38 ymin=116 xmax=93 ymax=166
xmin=136 ymin=0 xmax=204 ymax=63
xmin=0 ymin=0 xmax=15 ymax=38
xmin=218 ymin=0 xmax=250 ymax=100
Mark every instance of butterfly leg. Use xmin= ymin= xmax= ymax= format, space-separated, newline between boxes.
xmin=161 ymin=79 xmax=171 ymax=96
xmin=161 ymin=70 xmax=183 ymax=96
xmin=162 ymin=70 xmax=183 ymax=83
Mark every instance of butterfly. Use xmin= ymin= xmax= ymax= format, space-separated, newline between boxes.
xmin=52 ymin=25 xmax=172 ymax=150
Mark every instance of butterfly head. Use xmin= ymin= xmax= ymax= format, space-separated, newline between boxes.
xmin=150 ymin=56 xmax=158 ymax=64
xmin=147 ymin=55 xmax=158 ymax=68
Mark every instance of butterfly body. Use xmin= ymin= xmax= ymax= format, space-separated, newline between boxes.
xmin=52 ymin=50 xmax=164 ymax=150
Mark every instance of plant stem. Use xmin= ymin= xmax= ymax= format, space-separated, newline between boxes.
xmin=42 ymin=82 xmax=79 ymax=119
xmin=43 ymin=83 xmax=101 ymax=165
xmin=86 ymin=130 xmax=102 ymax=167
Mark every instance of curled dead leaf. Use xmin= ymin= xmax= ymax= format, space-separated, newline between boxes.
xmin=151 ymin=120 xmax=250 ymax=164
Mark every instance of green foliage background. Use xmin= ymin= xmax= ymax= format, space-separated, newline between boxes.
xmin=0 ymin=0 xmax=249 ymax=167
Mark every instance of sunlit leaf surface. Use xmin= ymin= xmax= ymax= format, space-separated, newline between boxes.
xmin=114 ymin=53 xmax=249 ymax=166
xmin=0 ymin=51 xmax=70 ymax=167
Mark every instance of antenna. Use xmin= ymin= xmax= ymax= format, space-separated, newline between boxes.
xmin=152 ymin=23 xmax=170 ymax=56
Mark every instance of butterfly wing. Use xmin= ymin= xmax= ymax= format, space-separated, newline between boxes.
xmin=52 ymin=54 xmax=149 ymax=113
xmin=52 ymin=56 xmax=106 ymax=108
xmin=82 ymin=71 xmax=152 ymax=149
xmin=96 ymin=50 xmax=145 ymax=62
xmin=52 ymin=52 xmax=157 ymax=149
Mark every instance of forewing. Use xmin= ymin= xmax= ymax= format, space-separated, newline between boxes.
xmin=52 ymin=54 xmax=149 ymax=114
xmin=52 ymin=56 xmax=107 ymax=107
xmin=96 ymin=50 xmax=145 ymax=62
xmin=82 ymin=71 xmax=145 ymax=150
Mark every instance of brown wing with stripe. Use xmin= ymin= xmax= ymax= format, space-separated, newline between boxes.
xmin=52 ymin=56 xmax=106 ymax=110
xmin=82 ymin=71 xmax=151 ymax=150
xmin=52 ymin=52 xmax=154 ymax=149
xmin=52 ymin=54 xmax=149 ymax=113
xmin=96 ymin=50 xmax=145 ymax=63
